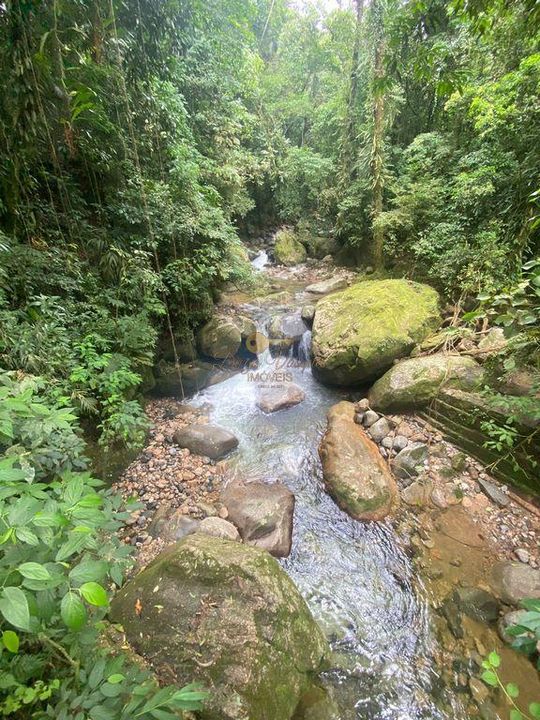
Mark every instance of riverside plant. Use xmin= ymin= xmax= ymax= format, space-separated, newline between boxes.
xmin=480 ymin=599 xmax=540 ymax=720
xmin=0 ymin=372 xmax=208 ymax=718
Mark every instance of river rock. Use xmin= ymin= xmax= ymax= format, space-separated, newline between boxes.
xmin=498 ymin=609 xmax=528 ymax=644
xmin=311 ymin=279 xmax=441 ymax=385
xmin=491 ymin=562 xmax=540 ymax=605
xmin=220 ymin=482 xmax=295 ymax=557
xmin=305 ymin=277 xmax=347 ymax=295
xmin=110 ymin=534 xmax=329 ymax=720
xmin=392 ymin=442 xmax=428 ymax=480
xmin=393 ymin=435 xmax=408 ymax=451
xmin=478 ymin=327 xmax=507 ymax=355
xmin=147 ymin=507 xmax=200 ymax=543
xmin=301 ymin=304 xmax=316 ymax=325
xmin=319 ymin=401 xmax=399 ymax=521
xmin=369 ymin=354 xmax=484 ymax=411
xmin=368 ymin=417 xmax=391 ymax=443
xmin=363 ymin=410 xmax=380 ymax=427
xmin=257 ymin=384 xmax=305 ymax=413
xmin=477 ymin=478 xmax=509 ymax=507
xmin=454 ymin=587 xmax=500 ymax=623
xmin=197 ymin=317 xmax=242 ymax=360
xmin=402 ymin=480 xmax=431 ymax=507
xmin=174 ymin=424 xmax=239 ymax=459
xmin=274 ymin=228 xmax=307 ymax=266
xmin=268 ymin=312 xmax=307 ymax=353
xmin=199 ymin=516 xmax=240 ymax=541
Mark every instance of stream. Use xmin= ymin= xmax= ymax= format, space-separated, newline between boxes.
xmin=188 ymin=261 xmax=466 ymax=719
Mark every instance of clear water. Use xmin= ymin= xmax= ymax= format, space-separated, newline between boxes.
xmin=189 ymin=299 xmax=463 ymax=719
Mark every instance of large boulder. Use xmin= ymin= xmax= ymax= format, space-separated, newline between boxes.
xmin=153 ymin=360 xmax=236 ymax=397
xmin=268 ymin=312 xmax=307 ymax=354
xmin=274 ymin=229 xmax=307 ymax=266
xmin=197 ymin=317 xmax=242 ymax=360
xmin=110 ymin=534 xmax=328 ymax=720
xmin=311 ymin=279 xmax=441 ymax=385
xmin=173 ymin=424 xmax=239 ymax=459
xmin=305 ymin=277 xmax=347 ymax=295
xmin=491 ymin=562 xmax=540 ymax=605
xmin=221 ymin=482 xmax=295 ymax=557
xmin=257 ymin=384 xmax=305 ymax=413
xmin=318 ymin=401 xmax=399 ymax=521
xmin=369 ymin=354 xmax=484 ymax=411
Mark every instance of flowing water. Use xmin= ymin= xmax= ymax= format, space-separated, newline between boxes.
xmin=188 ymin=278 xmax=467 ymax=719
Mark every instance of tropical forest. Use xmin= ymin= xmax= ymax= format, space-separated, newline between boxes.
xmin=0 ymin=0 xmax=539 ymax=718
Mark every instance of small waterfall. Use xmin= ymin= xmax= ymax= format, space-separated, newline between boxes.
xmin=297 ymin=330 xmax=312 ymax=362
xmin=251 ymin=249 xmax=268 ymax=270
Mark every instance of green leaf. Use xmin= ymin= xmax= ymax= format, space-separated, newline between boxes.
xmin=510 ymin=710 xmax=523 ymax=720
xmin=521 ymin=599 xmax=540 ymax=612
xmin=2 ymin=630 xmax=19 ymax=653
xmin=69 ymin=560 xmax=108 ymax=585
xmin=18 ymin=562 xmax=51 ymax=581
xmin=107 ymin=674 xmax=125 ymax=684
xmin=80 ymin=582 xmax=108 ymax=607
xmin=55 ymin=533 xmax=89 ymax=562
xmin=529 ymin=702 xmax=540 ymax=718
xmin=506 ymin=683 xmax=520 ymax=698
xmin=0 ymin=587 xmax=30 ymax=631
xmin=89 ymin=706 xmax=117 ymax=720
xmin=15 ymin=527 xmax=39 ymax=546
xmin=488 ymin=651 xmax=500 ymax=668
xmin=61 ymin=592 xmax=87 ymax=630
xmin=481 ymin=670 xmax=498 ymax=687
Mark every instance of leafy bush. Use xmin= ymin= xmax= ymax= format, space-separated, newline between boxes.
xmin=0 ymin=372 xmax=207 ymax=718
xmin=480 ymin=648 xmax=540 ymax=720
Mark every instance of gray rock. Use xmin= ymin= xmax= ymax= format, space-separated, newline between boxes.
xmin=515 ymin=548 xmax=530 ymax=564
xmin=392 ymin=442 xmax=428 ymax=479
xmin=110 ymin=534 xmax=329 ymax=720
xmin=431 ymin=487 xmax=448 ymax=509
xmin=173 ymin=424 xmax=239 ymax=459
xmin=363 ymin=410 xmax=380 ymax=427
xmin=301 ymin=304 xmax=316 ymax=325
xmin=454 ymin=587 xmax=500 ymax=623
xmin=305 ymin=277 xmax=347 ymax=295
xmin=147 ymin=507 xmax=200 ymax=543
xmin=498 ymin=609 xmax=528 ymax=644
xmin=491 ymin=562 xmax=540 ymax=605
xmin=354 ymin=412 xmax=365 ymax=425
xmin=256 ymin=383 xmax=305 ymax=413
xmin=393 ymin=435 xmax=408 ymax=451
xmin=478 ymin=478 xmax=509 ymax=507
xmin=199 ymin=516 xmax=240 ymax=541
xmin=369 ymin=417 xmax=391 ymax=443
xmin=381 ymin=436 xmax=393 ymax=449
xmin=356 ymin=398 xmax=370 ymax=411
xmin=268 ymin=312 xmax=306 ymax=353
xmin=402 ymin=481 xmax=431 ymax=507
xmin=221 ymin=482 xmax=295 ymax=557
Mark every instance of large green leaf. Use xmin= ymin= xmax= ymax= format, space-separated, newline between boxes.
xmin=0 ymin=587 xmax=31 ymax=631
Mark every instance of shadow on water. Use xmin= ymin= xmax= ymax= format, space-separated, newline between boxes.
xmin=189 ymin=302 xmax=466 ymax=719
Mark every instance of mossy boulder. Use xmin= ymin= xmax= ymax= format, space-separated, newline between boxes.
xmin=197 ymin=317 xmax=243 ymax=359
xmin=319 ymin=401 xmax=399 ymax=521
xmin=274 ymin=229 xmax=307 ymax=266
xmin=311 ymin=279 xmax=441 ymax=385
xmin=110 ymin=534 xmax=329 ymax=720
xmin=369 ymin=353 xmax=484 ymax=411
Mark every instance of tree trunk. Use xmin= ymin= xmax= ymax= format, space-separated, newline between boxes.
xmin=341 ymin=0 xmax=364 ymax=183
xmin=370 ymin=24 xmax=385 ymax=269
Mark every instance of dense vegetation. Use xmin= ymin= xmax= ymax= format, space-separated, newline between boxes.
xmin=0 ymin=0 xmax=538 ymax=717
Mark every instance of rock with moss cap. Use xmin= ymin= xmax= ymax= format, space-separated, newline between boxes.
xmin=369 ymin=353 xmax=484 ymax=411
xmin=311 ymin=279 xmax=441 ymax=385
xmin=319 ymin=401 xmax=399 ymax=520
xmin=110 ymin=533 xmax=329 ymax=720
xmin=274 ymin=229 xmax=307 ymax=266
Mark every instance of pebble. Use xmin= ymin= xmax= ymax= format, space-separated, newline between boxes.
xmin=515 ymin=548 xmax=530 ymax=564
xmin=363 ymin=410 xmax=380 ymax=427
